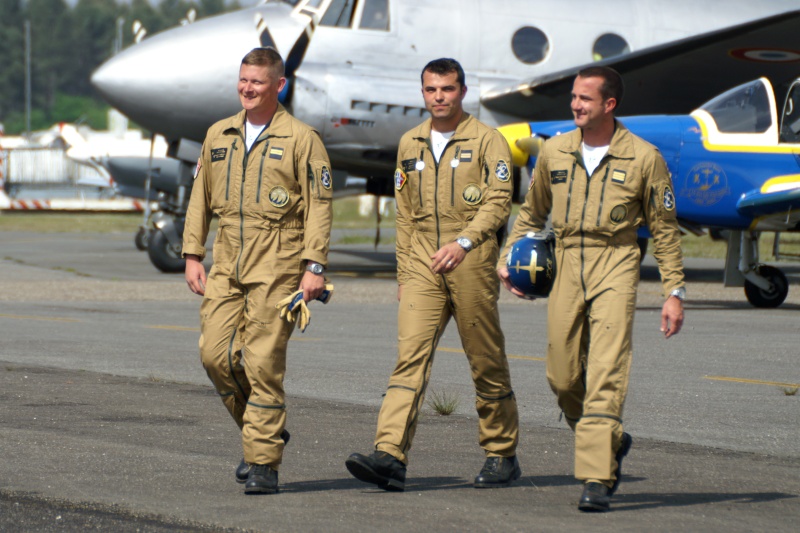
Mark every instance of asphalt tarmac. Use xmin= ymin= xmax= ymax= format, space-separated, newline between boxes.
xmin=1 ymin=229 xmax=799 ymax=531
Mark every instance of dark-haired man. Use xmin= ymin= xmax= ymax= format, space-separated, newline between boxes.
xmin=498 ymin=66 xmax=685 ymax=512
xmin=183 ymin=47 xmax=332 ymax=494
xmin=346 ymin=58 xmax=520 ymax=491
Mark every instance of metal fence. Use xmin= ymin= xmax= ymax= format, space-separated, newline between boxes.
xmin=0 ymin=147 xmax=108 ymax=186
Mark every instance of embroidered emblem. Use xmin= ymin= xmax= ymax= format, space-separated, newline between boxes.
xmin=395 ymin=169 xmax=407 ymax=191
xmin=663 ymin=185 xmax=676 ymax=211
xmin=495 ymin=160 xmax=510 ymax=182
xmin=211 ymin=148 xmax=227 ymax=162
xmin=612 ymin=169 xmax=626 ymax=183
xmin=194 ymin=158 xmax=201 ymax=180
xmin=550 ymin=169 xmax=568 ymax=184
xmin=269 ymin=147 xmax=284 ymax=160
xmin=462 ymin=184 xmax=482 ymax=205
xmin=320 ymin=165 xmax=332 ymax=189
xmin=401 ymin=158 xmax=416 ymax=173
xmin=268 ymin=186 xmax=290 ymax=208
xmin=609 ymin=204 xmax=627 ymax=224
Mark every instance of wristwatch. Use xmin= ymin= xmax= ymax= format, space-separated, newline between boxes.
xmin=456 ymin=237 xmax=473 ymax=252
xmin=306 ymin=262 xmax=325 ymax=275
xmin=669 ymin=287 xmax=686 ymax=301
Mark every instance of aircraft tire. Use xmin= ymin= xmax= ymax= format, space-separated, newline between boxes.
xmin=147 ymin=230 xmax=186 ymax=273
xmin=134 ymin=227 xmax=148 ymax=251
xmin=744 ymin=265 xmax=788 ymax=308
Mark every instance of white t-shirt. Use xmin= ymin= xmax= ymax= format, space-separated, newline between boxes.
xmin=582 ymin=142 xmax=609 ymax=176
xmin=245 ymin=119 xmax=267 ymax=151
xmin=431 ymin=129 xmax=455 ymax=162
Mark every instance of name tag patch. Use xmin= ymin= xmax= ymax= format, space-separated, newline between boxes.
xmin=612 ymin=169 xmax=626 ymax=183
xmin=269 ymin=147 xmax=284 ymax=160
xmin=401 ymin=158 xmax=416 ymax=173
xmin=211 ymin=148 xmax=227 ymax=162
xmin=550 ymin=169 xmax=568 ymax=184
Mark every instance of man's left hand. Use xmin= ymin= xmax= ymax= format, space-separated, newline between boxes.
xmin=661 ymin=296 xmax=684 ymax=338
xmin=431 ymin=242 xmax=467 ymax=274
xmin=300 ymin=270 xmax=325 ymax=301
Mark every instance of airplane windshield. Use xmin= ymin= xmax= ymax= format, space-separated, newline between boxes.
xmin=700 ymin=80 xmax=772 ymax=134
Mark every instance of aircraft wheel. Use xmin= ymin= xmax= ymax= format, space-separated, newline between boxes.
xmin=637 ymin=237 xmax=648 ymax=264
xmin=147 ymin=230 xmax=185 ymax=273
xmin=744 ymin=265 xmax=788 ymax=308
xmin=134 ymin=227 xmax=148 ymax=251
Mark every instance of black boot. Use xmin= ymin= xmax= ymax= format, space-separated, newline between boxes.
xmin=236 ymin=429 xmax=291 ymax=484
xmin=578 ymin=482 xmax=610 ymax=512
xmin=609 ymin=432 xmax=632 ymax=496
xmin=473 ymin=456 xmax=522 ymax=488
xmin=345 ymin=451 xmax=406 ymax=491
xmin=244 ymin=464 xmax=279 ymax=494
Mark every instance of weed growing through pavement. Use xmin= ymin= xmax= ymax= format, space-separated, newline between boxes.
xmin=783 ymin=387 xmax=798 ymax=396
xmin=427 ymin=389 xmax=460 ymax=415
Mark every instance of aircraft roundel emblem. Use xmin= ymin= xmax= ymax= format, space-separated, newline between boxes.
xmin=462 ymin=183 xmax=482 ymax=205
xmin=663 ymin=185 xmax=675 ymax=211
xmin=321 ymin=166 xmax=332 ymax=190
xmin=395 ymin=168 xmax=407 ymax=191
xmin=268 ymin=186 xmax=290 ymax=208
xmin=495 ymin=160 xmax=510 ymax=182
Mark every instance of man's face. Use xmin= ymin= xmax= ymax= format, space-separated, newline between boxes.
xmin=421 ymin=70 xmax=466 ymax=124
xmin=571 ymin=75 xmax=615 ymax=130
xmin=238 ymin=64 xmax=286 ymax=115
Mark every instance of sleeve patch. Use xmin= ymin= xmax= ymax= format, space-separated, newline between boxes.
xmin=663 ymin=185 xmax=676 ymax=211
xmin=395 ymin=169 xmax=407 ymax=191
xmin=495 ymin=160 xmax=510 ymax=182
xmin=320 ymin=165 xmax=332 ymax=190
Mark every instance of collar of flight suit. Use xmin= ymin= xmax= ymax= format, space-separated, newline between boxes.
xmin=410 ymin=112 xmax=480 ymax=144
xmin=557 ymin=119 xmax=636 ymax=162
xmin=220 ymin=104 xmax=296 ymax=142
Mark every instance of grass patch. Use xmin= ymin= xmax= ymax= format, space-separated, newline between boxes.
xmin=427 ymin=389 xmax=460 ymax=416
xmin=0 ymin=212 xmax=144 ymax=233
xmin=783 ymin=387 xmax=798 ymax=396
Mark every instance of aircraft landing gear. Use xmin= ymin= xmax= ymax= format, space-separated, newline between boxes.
xmin=744 ymin=264 xmax=788 ymax=308
xmin=147 ymin=230 xmax=185 ymax=273
xmin=134 ymin=226 xmax=149 ymax=251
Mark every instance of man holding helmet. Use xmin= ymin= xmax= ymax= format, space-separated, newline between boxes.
xmin=498 ymin=66 xmax=685 ymax=512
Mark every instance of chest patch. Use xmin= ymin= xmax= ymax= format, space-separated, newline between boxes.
xmin=460 ymin=150 xmax=473 ymax=162
xmin=462 ymin=183 xmax=482 ymax=205
xmin=211 ymin=148 xmax=227 ymax=162
xmin=609 ymin=204 xmax=627 ymax=224
xmin=321 ymin=165 xmax=332 ymax=190
xmin=611 ymin=169 xmax=626 ymax=183
xmin=395 ymin=169 xmax=407 ymax=191
xmin=550 ymin=169 xmax=568 ymax=184
xmin=269 ymin=147 xmax=284 ymax=160
xmin=495 ymin=160 xmax=510 ymax=182
xmin=268 ymin=186 xmax=290 ymax=208
xmin=663 ymin=185 xmax=676 ymax=211
xmin=401 ymin=158 xmax=416 ymax=173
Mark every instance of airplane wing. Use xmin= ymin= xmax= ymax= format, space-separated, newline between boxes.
xmin=737 ymin=178 xmax=800 ymax=220
xmin=482 ymin=10 xmax=800 ymax=120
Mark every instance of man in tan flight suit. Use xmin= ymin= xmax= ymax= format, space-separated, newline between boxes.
xmin=183 ymin=47 xmax=332 ymax=495
xmin=499 ymin=66 xmax=685 ymax=512
xmin=346 ymin=58 xmax=520 ymax=491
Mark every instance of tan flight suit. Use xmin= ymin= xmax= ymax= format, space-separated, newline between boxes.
xmin=375 ymin=113 xmax=519 ymax=464
xmin=183 ymin=105 xmax=333 ymax=468
xmin=501 ymin=121 xmax=684 ymax=485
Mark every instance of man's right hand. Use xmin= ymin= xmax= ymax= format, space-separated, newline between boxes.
xmin=185 ymin=255 xmax=206 ymax=296
xmin=497 ymin=267 xmax=526 ymax=299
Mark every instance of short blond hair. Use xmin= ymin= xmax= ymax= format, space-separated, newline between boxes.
xmin=241 ymin=47 xmax=285 ymax=79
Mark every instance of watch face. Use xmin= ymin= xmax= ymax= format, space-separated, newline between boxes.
xmin=309 ymin=264 xmax=324 ymax=274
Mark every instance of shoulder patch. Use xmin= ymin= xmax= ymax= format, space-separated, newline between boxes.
xmin=395 ymin=169 xmax=407 ymax=191
xmin=663 ymin=185 xmax=676 ymax=211
xmin=401 ymin=158 xmax=416 ymax=173
xmin=320 ymin=165 xmax=332 ymax=189
xmin=495 ymin=160 xmax=510 ymax=182
xmin=211 ymin=148 xmax=227 ymax=162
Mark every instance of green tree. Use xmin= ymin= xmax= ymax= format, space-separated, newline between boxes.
xmin=0 ymin=0 xmax=25 ymax=120
xmin=25 ymin=0 xmax=73 ymax=116
xmin=71 ymin=0 xmax=120 ymax=96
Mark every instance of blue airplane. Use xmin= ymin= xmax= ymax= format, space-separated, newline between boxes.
xmin=500 ymin=77 xmax=800 ymax=308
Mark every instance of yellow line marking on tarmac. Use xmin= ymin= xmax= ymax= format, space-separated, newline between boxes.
xmin=0 ymin=313 xmax=80 ymax=323
xmin=705 ymin=375 xmax=800 ymax=389
xmin=437 ymin=346 xmax=545 ymax=361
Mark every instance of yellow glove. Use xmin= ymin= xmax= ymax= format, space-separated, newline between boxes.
xmin=274 ymin=284 xmax=334 ymax=333
xmin=291 ymin=299 xmax=311 ymax=332
xmin=275 ymin=290 xmax=304 ymax=321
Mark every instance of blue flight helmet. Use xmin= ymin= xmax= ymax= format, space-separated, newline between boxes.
xmin=506 ymin=232 xmax=556 ymax=298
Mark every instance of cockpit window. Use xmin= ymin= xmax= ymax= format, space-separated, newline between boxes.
xmin=359 ymin=0 xmax=389 ymax=30
xmin=320 ymin=0 xmax=356 ymax=27
xmin=701 ymin=79 xmax=772 ymax=133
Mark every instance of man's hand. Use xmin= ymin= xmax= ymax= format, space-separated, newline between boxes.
xmin=431 ymin=241 xmax=467 ymax=274
xmin=185 ymin=255 xmax=206 ymax=296
xmin=661 ymin=296 xmax=684 ymax=338
xmin=497 ymin=267 xmax=526 ymax=299
xmin=300 ymin=270 xmax=325 ymax=301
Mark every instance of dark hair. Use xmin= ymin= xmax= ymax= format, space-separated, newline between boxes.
xmin=576 ymin=66 xmax=624 ymax=107
xmin=241 ymin=47 xmax=285 ymax=78
xmin=421 ymin=58 xmax=466 ymax=88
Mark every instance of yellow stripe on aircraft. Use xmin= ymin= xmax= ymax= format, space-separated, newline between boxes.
xmin=760 ymin=174 xmax=800 ymax=193
xmin=693 ymin=112 xmax=800 ymax=154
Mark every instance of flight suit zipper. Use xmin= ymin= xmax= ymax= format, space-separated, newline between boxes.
xmin=235 ymin=143 xmax=250 ymax=284
xmin=579 ymin=162 xmax=592 ymax=299
xmin=255 ymin=141 xmax=270 ymax=203
xmin=226 ymin=139 xmax=238 ymax=201
xmin=418 ymin=149 xmax=425 ymax=208
xmin=595 ymin=166 xmax=610 ymax=226
xmin=450 ymin=146 xmax=460 ymax=206
xmin=565 ymin=160 xmax=577 ymax=224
